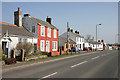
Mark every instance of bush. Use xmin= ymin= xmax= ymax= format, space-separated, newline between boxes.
xmin=41 ymin=52 xmax=49 ymax=55
xmin=4 ymin=58 xmax=16 ymax=65
xmin=16 ymin=42 xmax=34 ymax=57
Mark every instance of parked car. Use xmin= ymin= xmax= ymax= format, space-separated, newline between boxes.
xmin=88 ymin=47 xmax=92 ymax=51
xmin=70 ymin=47 xmax=78 ymax=52
xmin=83 ymin=47 xmax=89 ymax=51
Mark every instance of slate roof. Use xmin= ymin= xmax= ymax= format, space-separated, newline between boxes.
xmin=59 ymin=36 xmax=76 ymax=47
xmin=30 ymin=17 xmax=58 ymax=30
xmin=69 ymin=32 xmax=84 ymax=38
xmin=61 ymin=32 xmax=84 ymax=38
xmin=0 ymin=22 xmax=34 ymax=37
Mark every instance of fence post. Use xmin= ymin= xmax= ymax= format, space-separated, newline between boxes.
xmin=11 ymin=49 xmax=15 ymax=58
xmin=21 ymin=49 xmax=24 ymax=61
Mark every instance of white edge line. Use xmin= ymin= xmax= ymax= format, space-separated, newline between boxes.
xmin=42 ymin=72 xmax=58 ymax=78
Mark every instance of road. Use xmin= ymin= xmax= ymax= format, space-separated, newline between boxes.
xmin=2 ymin=50 xmax=119 ymax=79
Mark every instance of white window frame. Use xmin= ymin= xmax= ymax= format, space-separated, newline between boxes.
xmin=46 ymin=41 xmax=50 ymax=52
xmin=54 ymin=29 xmax=57 ymax=38
xmin=52 ymin=41 xmax=57 ymax=51
xmin=41 ymin=26 xmax=45 ymax=37
xmin=40 ymin=40 xmax=45 ymax=51
xmin=47 ymin=28 xmax=51 ymax=37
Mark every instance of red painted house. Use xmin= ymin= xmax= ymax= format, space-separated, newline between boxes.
xmin=22 ymin=11 xmax=59 ymax=53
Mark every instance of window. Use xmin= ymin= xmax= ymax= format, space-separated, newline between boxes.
xmin=47 ymin=28 xmax=51 ymax=37
xmin=41 ymin=26 xmax=45 ymax=36
xmin=54 ymin=29 xmax=57 ymax=38
xmin=32 ymin=26 xmax=35 ymax=33
xmin=23 ymin=38 xmax=27 ymax=42
xmin=52 ymin=41 xmax=57 ymax=51
xmin=77 ymin=37 xmax=79 ymax=42
xmin=40 ymin=40 xmax=45 ymax=51
xmin=18 ymin=38 xmax=22 ymax=42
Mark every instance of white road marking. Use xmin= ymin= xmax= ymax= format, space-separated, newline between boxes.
xmin=71 ymin=61 xmax=88 ymax=68
xmin=42 ymin=72 xmax=58 ymax=78
xmin=92 ymin=56 xmax=100 ymax=60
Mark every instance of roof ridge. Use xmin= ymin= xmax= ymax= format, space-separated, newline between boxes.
xmin=0 ymin=22 xmax=17 ymax=27
xmin=30 ymin=16 xmax=58 ymax=30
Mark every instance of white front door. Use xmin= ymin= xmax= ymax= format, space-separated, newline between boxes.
xmin=46 ymin=41 xmax=50 ymax=52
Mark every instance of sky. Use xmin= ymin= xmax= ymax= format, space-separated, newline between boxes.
xmin=2 ymin=2 xmax=118 ymax=44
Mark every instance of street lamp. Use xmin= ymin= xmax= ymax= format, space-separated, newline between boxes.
xmin=96 ymin=24 xmax=102 ymax=50
xmin=115 ymin=33 xmax=120 ymax=44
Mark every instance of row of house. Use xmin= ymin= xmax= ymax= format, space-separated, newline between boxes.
xmin=0 ymin=8 xmax=106 ymax=58
xmin=59 ymin=30 xmax=106 ymax=52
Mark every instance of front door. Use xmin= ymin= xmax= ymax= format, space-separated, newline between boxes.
xmin=2 ymin=41 xmax=8 ymax=56
xmin=46 ymin=41 xmax=50 ymax=52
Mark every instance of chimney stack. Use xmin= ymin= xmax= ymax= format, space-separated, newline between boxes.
xmin=18 ymin=7 xmax=20 ymax=11
xmin=24 ymin=14 xmax=31 ymax=17
xmin=46 ymin=16 xmax=52 ymax=24
xmin=75 ymin=30 xmax=77 ymax=34
xmin=14 ymin=7 xmax=22 ymax=27
xmin=71 ymin=29 xmax=73 ymax=32
xmin=101 ymin=40 xmax=104 ymax=42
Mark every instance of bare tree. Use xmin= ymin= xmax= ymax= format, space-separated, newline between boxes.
xmin=16 ymin=42 xmax=34 ymax=57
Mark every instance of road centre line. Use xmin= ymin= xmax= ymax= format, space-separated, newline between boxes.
xmin=92 ymin=56 xmax=100 ymax=60
xmin=71 ymin=61 xmax=88 ymax=68
xmin=42 ymin=72 xmax=58 ymax=79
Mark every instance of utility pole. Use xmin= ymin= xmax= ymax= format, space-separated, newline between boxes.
xmin=96 ymin=25 xmax=97 ymax=51
xmin=96 ymin=24 xmax=101 ymax=51
xmin=67 ymin=22 xmax=69 ymax=55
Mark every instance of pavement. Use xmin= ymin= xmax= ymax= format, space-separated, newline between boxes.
xmin=2 ymin=50 xmax=119 ymax=79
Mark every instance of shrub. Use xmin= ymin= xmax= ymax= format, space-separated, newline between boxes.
xmin=4 ymin=58 xmax=16 ymax=65
xmin=16 ymin=42 xmax=34 ymax=57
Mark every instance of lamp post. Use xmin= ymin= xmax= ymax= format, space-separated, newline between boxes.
xmin=96 ymin=24 xmax=102 ymax=50
xmin=115 ymin=33 xmax=120 ymax=44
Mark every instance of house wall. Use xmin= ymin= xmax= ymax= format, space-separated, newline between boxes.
xmin=10 ymin=36 xmax=19 ymax=49
xmin=64 ymin=43 xmax=76 ymax=51
xmin=76 ymin=37 xmax=84 ymax=50
xmin=61 ymin=32 xmax=84 ymax=50
xmin=23 ymin=16 xmax=59 ymax=53
xmin=37 ymin=25 xmax=58 ymax=52
xmin=22 ymin=16 xmax=38 ymax=37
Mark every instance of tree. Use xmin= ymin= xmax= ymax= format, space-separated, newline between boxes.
xmin=16 ymin=42 xmax=34 ymax=57
xmin=85 ymin=34 xmax=94 ymax=42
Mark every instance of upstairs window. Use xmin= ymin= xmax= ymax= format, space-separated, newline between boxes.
xmin=54 ymin=29 xmax=57 ymax=38
xmin=41 ymin=26 xmax=45 ymax=37
xmin=32 ymin=26 xmax=35 ymax=33
xmin=47 ymin=28 xmax=51 ymax=37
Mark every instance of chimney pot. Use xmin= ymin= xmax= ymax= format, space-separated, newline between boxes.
xmin=75 ymin=30 xmax=77 ymax=34
xmin=18 ymin=7 xmax=20 ymax=11
xmin=46 ymin=16 xmax=52 ymax=24
xmin=24 ymin=14 xmax=31 ymax=17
